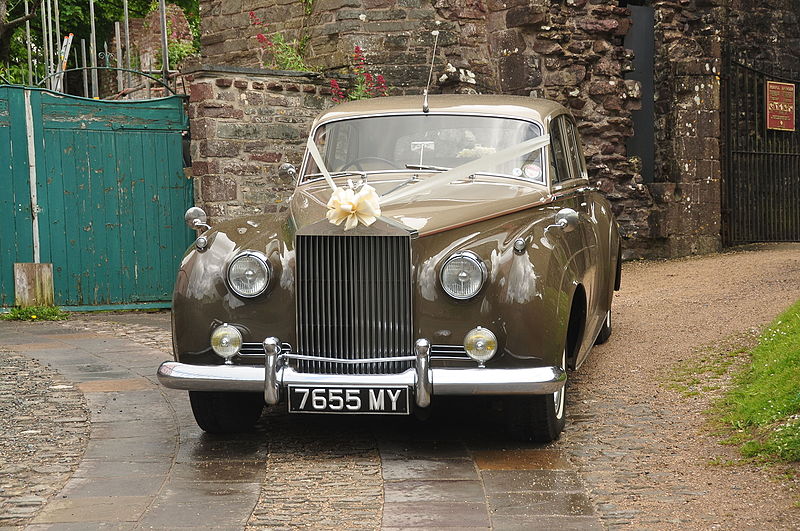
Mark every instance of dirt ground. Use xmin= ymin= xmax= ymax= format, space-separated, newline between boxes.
xmin=561 ymin=243 xmax=800 ymax=529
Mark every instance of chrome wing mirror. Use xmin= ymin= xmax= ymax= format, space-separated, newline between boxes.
xmin=545 ymin=208 xmax=579 ymax=234
xmin=184 ymin=206 xmax=211 ymax=231
xmin=278 ymin=163 xmax=297 ymax=180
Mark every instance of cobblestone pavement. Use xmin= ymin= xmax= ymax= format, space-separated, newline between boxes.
xmin=2 ymin=243 xmax=799 ymax=529
xmin=0 ymin=341 xmax=89 ymax=527
xmin=2 ymin=313 xmax=599 ymax=530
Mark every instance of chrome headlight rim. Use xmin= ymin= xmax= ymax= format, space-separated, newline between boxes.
xmin=439 ymin=250 xmax=488 ymax=300
xmin=225 ymin=250 xmax=272 ymax=298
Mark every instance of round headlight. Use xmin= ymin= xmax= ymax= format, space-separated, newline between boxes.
xmin=227 ymin=252 xmax=270 ymax=297
xmin=440 ymin=251 xmax=487 ymax=300
xmin=210 ymin=323 xmax=242 ymax=362
xmin=464 ymin=326 xmax=497 ymax=363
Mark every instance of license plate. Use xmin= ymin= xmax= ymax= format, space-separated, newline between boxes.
xmin=288 ymin=385 xmax=410 ymax=415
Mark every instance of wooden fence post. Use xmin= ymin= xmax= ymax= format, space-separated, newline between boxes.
xmin=14 ymin=263 xmax=54 ymax=307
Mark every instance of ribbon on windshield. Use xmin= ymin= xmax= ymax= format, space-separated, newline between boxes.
xmin=306 ymin=133 xmax=551 ymax=229
xmin=306 ymin=136 xmax=382 ymax=230
xmin=380 ymin=133 xmax=551 ymax=206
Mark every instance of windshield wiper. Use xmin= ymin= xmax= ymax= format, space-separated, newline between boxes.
xmin=405 ymin=164 xmax=450 ymax=171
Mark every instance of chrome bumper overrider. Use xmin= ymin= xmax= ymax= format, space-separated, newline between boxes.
xmin=157 ymin=338 xmax=566 ymax=408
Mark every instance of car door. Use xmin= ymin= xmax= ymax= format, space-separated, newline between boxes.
xmin=549 ymin=114 xmax=603 ymax=366
xmin=562 ymin=116 xmax=607 ymax=360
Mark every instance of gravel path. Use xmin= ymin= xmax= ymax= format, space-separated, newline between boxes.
xmin=559 ymin=243 xmax=800 ymax=529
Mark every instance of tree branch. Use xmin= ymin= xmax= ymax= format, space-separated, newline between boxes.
xmin=6 ymin=9 xmax=38 ymax=29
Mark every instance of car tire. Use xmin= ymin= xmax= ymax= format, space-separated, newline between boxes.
xmin=507 ymin=348 xmax=567 ymax=443
xmin=189 ymin=391 xmax=264 ymax=434
xmin=595 ymin=308 xmax=612 ymax=345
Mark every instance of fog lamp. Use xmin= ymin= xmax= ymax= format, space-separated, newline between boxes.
xmin=463 ymin=326 xmax=497 ymax=365
xmin=210 ymin=323 xmax=242 ymax=363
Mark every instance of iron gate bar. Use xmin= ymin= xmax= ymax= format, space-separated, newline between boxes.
xmin=722 ymin=46 xmax=800 ymax=245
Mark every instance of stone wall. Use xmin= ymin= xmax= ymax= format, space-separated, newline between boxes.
xmin=186 ymin=66 xmax=333 ymax=219
xmin=192 ymin=0 xmax=800 ymax=258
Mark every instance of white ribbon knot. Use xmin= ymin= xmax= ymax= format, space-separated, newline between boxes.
xmin=325 ymin=183 xmax=381 ymax=230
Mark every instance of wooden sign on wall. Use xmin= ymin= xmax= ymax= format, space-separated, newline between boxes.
xmin=766 ymin=81 xmax=796 ymax=131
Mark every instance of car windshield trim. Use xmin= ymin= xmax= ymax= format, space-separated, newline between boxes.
xmin=300 ymin=112 xmax=546 ymax=185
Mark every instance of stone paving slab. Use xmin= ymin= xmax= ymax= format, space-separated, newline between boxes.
xmin=381 ymin=458 xmax=478 ymax=481
xmin=481 ymin=470 xmax=584 ymax=493
xmin=30 ymin=496 xmax=152 ymax=524
xmin=381 ymin=501 xmax=491 ymax=528
xmin=383 ymin=480 xmax=486 ymax=503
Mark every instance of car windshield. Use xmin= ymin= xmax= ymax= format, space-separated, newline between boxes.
xmin=303 ymin=114 xmax=545 ymax=182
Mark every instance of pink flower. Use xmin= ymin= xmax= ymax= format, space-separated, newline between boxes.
xmin=330 ymin=79 xmax=345 ymax=103
xmin=353 ymin=46 xmax=365 ymax=66
xmin=375 ymin=75 xmax=387 ymax=96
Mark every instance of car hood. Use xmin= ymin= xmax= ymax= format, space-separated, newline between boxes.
xmin=289 ymin=174 xmax=552 ymax=237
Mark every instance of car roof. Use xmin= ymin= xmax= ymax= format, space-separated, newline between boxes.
xmin=312 ymin=94 xmax=567 ymax=127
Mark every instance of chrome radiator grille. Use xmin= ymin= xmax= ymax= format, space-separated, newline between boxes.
xmin=296 ymin=234 xmax=413 ymax=374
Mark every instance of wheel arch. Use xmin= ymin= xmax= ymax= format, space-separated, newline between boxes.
xmin=566 ymin=283 xmax=587 ymax=370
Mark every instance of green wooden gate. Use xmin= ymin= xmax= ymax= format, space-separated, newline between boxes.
xmin=0 ymin=86 xmax=193 ymax=309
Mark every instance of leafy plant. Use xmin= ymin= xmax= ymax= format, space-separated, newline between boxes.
xmin=330 ymin=46 xmax=388 ymax=103
xmin=717 ymin=300 xmax=800 ymax=462
xmin=249 ymin=11 xmax=310 ymax=71
xmin=0 ymin=62 xmax=29 ymax=83
xmin=1 ymin=305 xmax=69 ymax=321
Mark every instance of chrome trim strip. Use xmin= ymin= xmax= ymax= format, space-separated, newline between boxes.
xmin=263 ymin=337 xmax=281 ymax=405
xmin=415 ymin=339 xmax=431 ymax=408
xmin=157 ymin=362 xmax=566 ymax=396
xmin=282 ymin=353 xmax=418 ymax=364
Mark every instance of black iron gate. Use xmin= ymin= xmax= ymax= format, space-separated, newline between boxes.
xmin=722 ymin=53 xmax=800 ymax=244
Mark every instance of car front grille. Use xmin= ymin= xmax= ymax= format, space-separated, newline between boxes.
xmin=296 ymin=234 xmax=413 ymax=374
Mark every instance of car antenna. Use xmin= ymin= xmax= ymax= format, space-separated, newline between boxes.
xmin=422 ymin=24 xmax=441 ymax=113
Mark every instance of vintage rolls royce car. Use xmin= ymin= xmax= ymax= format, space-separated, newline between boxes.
xmin=157 ymin=94 xmax=621 ymax=442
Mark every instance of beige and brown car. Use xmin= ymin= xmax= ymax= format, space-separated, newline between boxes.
xmin=158 ymin=94 xmax=621 ymax=442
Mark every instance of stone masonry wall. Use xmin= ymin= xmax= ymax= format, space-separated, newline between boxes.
xmin=198 ymin=0 xmax=655 ymax=256
xmin=187 ymin=67 xmax=333 ymax=219
xmin=192 ymin=0 xmax=800 ymax=258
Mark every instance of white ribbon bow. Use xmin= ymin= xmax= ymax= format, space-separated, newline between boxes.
xmin=325 ymin=182 xmax=381 ymax=230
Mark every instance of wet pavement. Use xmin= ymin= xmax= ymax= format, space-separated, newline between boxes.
xmin=0 ymin=312 xmax=600 ymax=530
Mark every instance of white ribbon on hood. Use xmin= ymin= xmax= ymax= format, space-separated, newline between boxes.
xmin=306 ymin=133 xmax=551 ymax=229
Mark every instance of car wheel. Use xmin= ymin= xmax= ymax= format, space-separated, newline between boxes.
xmin=507 ymin=348 xmax=567 ymax=443
xmin=189 ymin=391 xmax=264 ymax=434
xmin=595 ymin=308 xmax=612 ymax=345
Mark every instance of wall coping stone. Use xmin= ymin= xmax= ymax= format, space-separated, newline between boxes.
xmin=183 ymin=64 xmax=324 ymax=79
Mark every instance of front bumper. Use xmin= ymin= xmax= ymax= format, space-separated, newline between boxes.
xmin=157 ymin=338 xmax=566 ymax=408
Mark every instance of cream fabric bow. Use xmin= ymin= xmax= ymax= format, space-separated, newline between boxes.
xmin=307 ymin=138 xmax=383 ymax=230
xmin=325 ymin=183 xmax=381 ymax=230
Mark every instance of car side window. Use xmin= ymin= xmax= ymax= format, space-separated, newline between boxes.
xmin=564 ymin=118 xmax=588 ymax=182
xmin=550 ymin=116 xmax=572 ymax=184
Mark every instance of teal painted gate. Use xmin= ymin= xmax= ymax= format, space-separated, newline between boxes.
xmin=0 ymin=86 xmax=193 ymax=308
